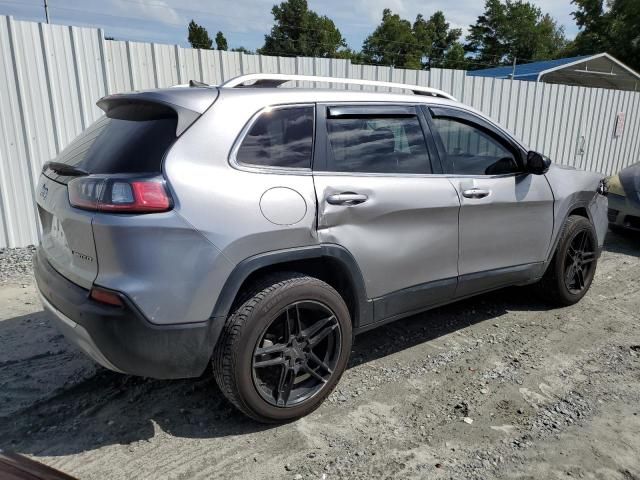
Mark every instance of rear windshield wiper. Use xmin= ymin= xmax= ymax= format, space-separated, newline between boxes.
xmin=44 ymin=161 xmax=89 ymax=177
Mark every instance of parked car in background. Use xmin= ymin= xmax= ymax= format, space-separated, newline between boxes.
xmin=34 ymin=74 xmax=608 ymax=423
xmin=607 ymin=162 xmax=640 ymax=232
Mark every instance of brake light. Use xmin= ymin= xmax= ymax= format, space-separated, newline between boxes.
xmin=90 ymin=286 xmax=124 ymax=307
xmin=68 ymin=176 xmax=172 ymax=213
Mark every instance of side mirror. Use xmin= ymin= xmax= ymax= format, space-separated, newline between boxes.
xmin=527 ymin=151 xmax=551 ymax=175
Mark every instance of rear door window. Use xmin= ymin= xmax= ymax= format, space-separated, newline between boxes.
xmin=236 ymin=106 xmax=314 ymax=169
xmin=323 ymin=109 xmax=432 ymax=174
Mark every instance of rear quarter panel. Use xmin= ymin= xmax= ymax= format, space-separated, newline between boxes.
xmin=164 ymin=91 xmax=319 ymax=273
xmin=92 ymin=211 xmax=234 ymax=325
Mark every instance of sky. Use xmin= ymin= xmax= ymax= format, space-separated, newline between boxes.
xmin=0 ymin=0 xmax=581 ymax=52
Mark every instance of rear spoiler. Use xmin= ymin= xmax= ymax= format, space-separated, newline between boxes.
xmin=96 ymin=87 xmax=218 ymax=136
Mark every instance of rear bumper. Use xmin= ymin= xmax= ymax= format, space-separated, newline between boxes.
xmin=34 ymin=248 xmax=221 ymax=379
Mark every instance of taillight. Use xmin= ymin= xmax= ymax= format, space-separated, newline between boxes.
xmin=68 ymin=176 xmax=172 ymax=213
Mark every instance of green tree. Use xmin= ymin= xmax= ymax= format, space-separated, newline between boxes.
xmin=609 ymin=0 xmax=640 ymax=71
xmin=568 ymin=0 xmax=640 ymax=71
xmin=443 ymin=42 xmax=469 ymax=69
xmin=413 ymin=11 xmax=463 ymax=68
xmin=465 ymin=0 xmax=567 ymax=67
xmin=535 ymin=14 xmax=568 ymax=59
xmin=260 ymin=0 xmax=347 ymax=57
xmin=334 ymin=47 xmax=365 ymax=63
xmin=188 ymin=20 xmax=213 ymax=49
xmin=465 ymin=0 xmax=507 ymax=65
xmin=570 ymin=0 xmax=610 ymax=54
xmin=231 ymin=46 xmax=254 ymax=54
xmin=362 ymin=9 xmax=421 ymax=68
xmin=215 ymin=31 xmax=228 ymax=51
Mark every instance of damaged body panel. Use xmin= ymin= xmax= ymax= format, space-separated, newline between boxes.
xmin=544 ymin=164 xmax=609 ymax=254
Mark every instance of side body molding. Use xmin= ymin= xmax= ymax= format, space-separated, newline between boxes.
xmin=211 ymin=244 xmax=373 ymax=327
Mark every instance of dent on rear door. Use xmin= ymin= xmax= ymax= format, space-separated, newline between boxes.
xmin=314 ymin=175 xmax=461 ymax=300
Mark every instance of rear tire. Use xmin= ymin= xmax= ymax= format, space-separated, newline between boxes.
xmin=539 ymin=215 xmax=598 ymax=306
xmin=212 ymin=273 xmax=352 ymax=423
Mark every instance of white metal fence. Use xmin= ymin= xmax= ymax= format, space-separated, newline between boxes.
xmin=1 ymin=15 xmax=639 ymax=248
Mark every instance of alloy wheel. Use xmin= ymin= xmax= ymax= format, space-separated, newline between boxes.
xmin=563 ymin=230 xmax=596 ymax=295
xmin=252 ymin=301 xmax=342 ymax=407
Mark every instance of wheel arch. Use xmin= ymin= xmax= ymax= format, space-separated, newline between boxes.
xmin=546 ymin=199 xmax=597 ymax=264
xmin=211 ymin=245 xmax=372 ymax=328
xmin=567 ymin=205 xmax=590 ymax=220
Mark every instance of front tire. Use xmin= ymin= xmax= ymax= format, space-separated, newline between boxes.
xmin=539 ymin=215 xmax=598 ymax=306
xmin=212 ymin=273 xmax=352 ymax=423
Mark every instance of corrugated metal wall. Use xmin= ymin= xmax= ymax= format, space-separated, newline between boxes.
xmin=1 ymin=15 xmax=639 ymax=248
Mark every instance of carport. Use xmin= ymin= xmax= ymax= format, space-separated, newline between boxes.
xmin=467 ymin=53 xmax=640 ymax=91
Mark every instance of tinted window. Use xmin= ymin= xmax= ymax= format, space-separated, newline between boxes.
xmin=50 ymin=103 xmax=178 ymax=177
xmin=326 ymin=116 xmax=431 ymax=174
xmin=236 ymin=107 xmax=314 ymax=168
xmin=432 ymin=117 xmax=519 ymax=175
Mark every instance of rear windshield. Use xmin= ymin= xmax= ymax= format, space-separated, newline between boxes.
xmin=47 ymin=103 xmax=177 ymax=178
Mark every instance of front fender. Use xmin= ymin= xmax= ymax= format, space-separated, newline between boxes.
xmin=544 ymin=164 xmax=608 ymax=260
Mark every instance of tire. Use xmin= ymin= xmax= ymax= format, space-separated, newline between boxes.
xmin=212 ymin=272 xmax=352 ymax=423
xmin=539 ymin=215 xmax=599 ymax=306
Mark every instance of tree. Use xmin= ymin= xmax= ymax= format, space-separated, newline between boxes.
xmin=568 ymin=0 xmax=640 ymax=71
xmin=413 ymin=11 xmax=463 ymax=68
xmin=465 ymin=0 xmax=507 ymax=65
xmin=609 ymin=0 xmax=640 ymax=71
xmin=465 ymin=0 xmax=567 ymax=67
xmin=260 ymin=0 xmax=347 ymax=57
xmin=570 ymin=0 xmax=610 ymax=54
xmin=362 ymin=9 xmax=421 ymax=68
xmin=215 ymin=31 xmax=228 ymax=51
xmin=361 ymin=9 xmax=463 ymax=69
xmin=231 ymin=46 xmax=254 ymax=54
xmin=535 ymin=14 xmax=568 ymax=59
xmin=188 ymin=20 xmax=213 ymax=49
xmin=443 ymin=42 xmax=469 ymax=69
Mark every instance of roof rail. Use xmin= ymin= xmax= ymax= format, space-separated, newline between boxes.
xmin=220 ymin=73 xmax=457 ymax=101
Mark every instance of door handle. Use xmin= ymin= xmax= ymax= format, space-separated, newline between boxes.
xmin=462 ymin=188 xmax=491 ymax=199
xmin=326 ymin=192 xmax=368 ymax=206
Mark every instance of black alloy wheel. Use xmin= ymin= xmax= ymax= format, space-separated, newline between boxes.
xmin=563 ymin=229 xmax=596 ymax=294
xmin=539 ymin=215 xmax=599 ymax=306
xmin=213 ymin=273 xmax=352 ymax=423
xmin=252 ymin=301 xmax=341 ymax=407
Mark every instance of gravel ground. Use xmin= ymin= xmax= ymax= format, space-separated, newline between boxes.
xmin=0 ymin=245 xmax=36 ymax=285
xmin=0 ymin=230 xmax=639 ymax=480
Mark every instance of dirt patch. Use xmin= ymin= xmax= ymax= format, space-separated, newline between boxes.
xmin=1 ymin=229 xmax=639 ymax=479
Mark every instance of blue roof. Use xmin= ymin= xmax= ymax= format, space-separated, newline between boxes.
xmin=466 ymin=55 xmax=594 ymax=81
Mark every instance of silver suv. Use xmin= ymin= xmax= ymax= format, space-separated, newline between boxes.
xmin=34 ymin=74 xmax=609 ymax=422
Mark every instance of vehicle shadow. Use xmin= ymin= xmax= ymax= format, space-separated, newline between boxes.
xmin=603 ymin=227 xmax=640 ymax=257
xmin=1 ymin=231 xmax=632 ymax=457
xmin=0 ymin=285 xmax=551 ymax=457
